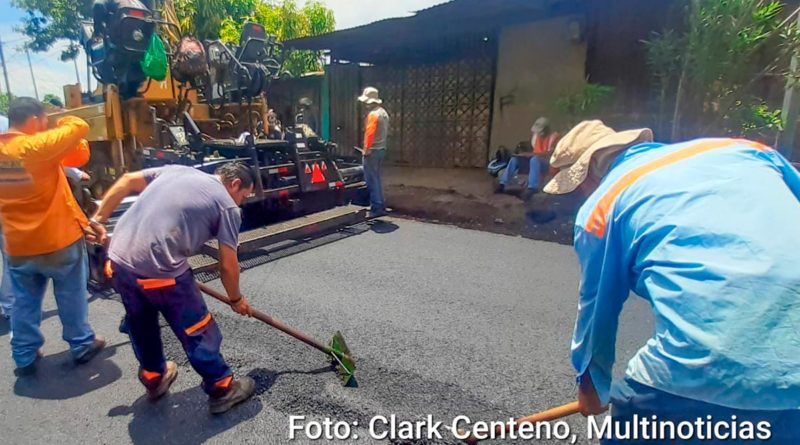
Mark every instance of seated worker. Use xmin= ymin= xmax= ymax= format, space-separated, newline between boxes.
xmin=496 ymin=117 xmax=559 ymax=198
xmin=266 ymin=108 xmax=283 ymax=140
xmin=545 ymin=120 xmax=800 ymax=443
xmin=295 ymin=97 xmax=319 ymax=138
xmin=91 ymin=162 xmax=256 ymax=413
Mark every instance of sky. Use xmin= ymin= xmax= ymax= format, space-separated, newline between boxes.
xmin=0 ymin=0 xmax=447 ymax=100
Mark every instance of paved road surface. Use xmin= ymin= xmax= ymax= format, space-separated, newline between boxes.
xmin=0 ymin=218 xmax=652 ymax=444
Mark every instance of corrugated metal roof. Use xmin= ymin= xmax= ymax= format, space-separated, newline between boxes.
xmin=286 ymin=0 xmax=584 ymax=63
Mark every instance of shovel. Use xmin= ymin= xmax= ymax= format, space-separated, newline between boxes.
xmin=197 ymin=282 xmax=357 ymax=387
xmin=454 ymin=401 xmax=581 ymax=445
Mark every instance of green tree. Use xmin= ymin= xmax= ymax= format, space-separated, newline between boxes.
xmin=11 ymin=0 xmax=91 ymax=61
xmin=43 ymin=93 xmax=64 ymax=108
xmin=645 ymin=0 xmax=800 ymax=142
xmin=12 ymin=0 xmax=335 ymax=77
xmin=555 ymin=83 xmax=616 ymax=127
xmin=0 ymin=93 xmax=11 ymax=115
xmin=220 ymin=0 xmax=335 ymax=76
xmin=175 ymin=0 xmax=258 ymax=41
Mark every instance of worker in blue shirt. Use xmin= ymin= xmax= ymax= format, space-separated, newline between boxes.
xmin=544 ymin=120 xmax=800 ymax=443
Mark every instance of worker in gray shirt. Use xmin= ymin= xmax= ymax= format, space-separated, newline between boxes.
xmin=91 ymin=162 xmax=257 ymax=414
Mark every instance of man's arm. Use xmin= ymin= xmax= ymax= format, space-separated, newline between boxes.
xmin=216 ymin=208 xmax=251 ymax=316
xmin=363 ymin=112 xmax=378 ymax=155
xmin=61 ymin=139 xmax=90 ymax=168
xmin=92 ymin=171 xmax=149 ymax=224
xmin=8 ymin=116 xmax=89 ymax=164
xmin=571 ymin=221 xmax=630 ymax=414
xmin=218 ymin=244 xmax=251 ymax=316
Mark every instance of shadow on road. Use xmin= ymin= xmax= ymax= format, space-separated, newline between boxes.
xmin=41 ymin=308 xmax=60 ymax=323
xmin=13 ymin=342 xmax=125 ymax=400
xmin=369 ymin=220 xmax=399 ymax=234
xmin=108 ymin=379 xmax=265 ymax=444
xmin=248 ymin=365 xmax=334 ymax=394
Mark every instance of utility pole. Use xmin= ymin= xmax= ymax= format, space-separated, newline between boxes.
xmin=0 ymin=37 xmax=11 ymax=97
xmin=86 ymin=56 xmax=91 ymax=96
xmin=25 ymin=47 xmax=39 ymax=101
xmin=73 ymin=57 xmax=81 ymax=85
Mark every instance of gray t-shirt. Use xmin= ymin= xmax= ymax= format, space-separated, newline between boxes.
xmin=108 ymin=165 xmax=241 ymax=278
xmin=366 ymin=106 xmax=389 ymax=150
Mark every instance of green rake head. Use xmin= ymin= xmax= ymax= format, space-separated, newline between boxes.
xmin=329 ymin=331 xmax=357 ymax=387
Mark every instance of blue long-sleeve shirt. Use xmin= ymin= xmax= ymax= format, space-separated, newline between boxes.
xmin=571 ymin=138 xmax=800 ymax=410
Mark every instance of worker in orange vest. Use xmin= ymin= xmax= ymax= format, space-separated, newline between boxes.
xmin=359 ymin=87 xmax=389 ymax=217
xmin=0 ymin=97 xmax=106 ymax=376
xmin=496 ymin=117 xmax=560 ymax=199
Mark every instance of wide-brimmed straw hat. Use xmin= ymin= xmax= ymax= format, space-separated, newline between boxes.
xmin=358 ymin=87 xmax=382 ymax=104
xmin=543 ymin=120 xmax=653 ymax=195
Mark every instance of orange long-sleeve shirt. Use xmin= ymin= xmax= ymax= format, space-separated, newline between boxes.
xmin=0 ymin=116 xmax=90 ymax=256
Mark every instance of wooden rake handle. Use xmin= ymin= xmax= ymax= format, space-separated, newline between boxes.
xmin=515 ymin=400 xmax=581 ymax=425
xmin=196 ymin=281 xmax=334 ymax=356
xmin=463 ymin=401 xmax=581 ymax=445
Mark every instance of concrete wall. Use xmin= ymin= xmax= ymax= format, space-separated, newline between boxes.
xmin=489 ymin=16 xmax=587 ymax=153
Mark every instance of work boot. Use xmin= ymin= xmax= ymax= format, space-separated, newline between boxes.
xmin=494 ymin=184 xmax=505 ymax=194
xmin=144 ymin=361 xmax=179 ymax=401
xmin=14 ymin=349 xmax=44 ymax=377
xmin=368 ymin=209 xmax=388 ymax=218
xmin=74 ymin=336 xmax=106 ymax=365
xmin=208 ymin=376 xmax=256 ymax=415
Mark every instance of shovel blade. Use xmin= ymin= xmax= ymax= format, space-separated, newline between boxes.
xmin=330 ymin=331 xmax=356 ymax=386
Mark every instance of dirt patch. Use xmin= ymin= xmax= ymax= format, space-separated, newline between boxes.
xmin=385 ymin=184 xmax=577 ymax=245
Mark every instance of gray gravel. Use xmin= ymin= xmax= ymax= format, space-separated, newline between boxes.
xmin=0 ymin=218 xmax=653 ymax=444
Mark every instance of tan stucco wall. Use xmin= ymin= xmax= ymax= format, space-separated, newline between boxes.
xmin=489 ymin=17 xmax=587 ymax=154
